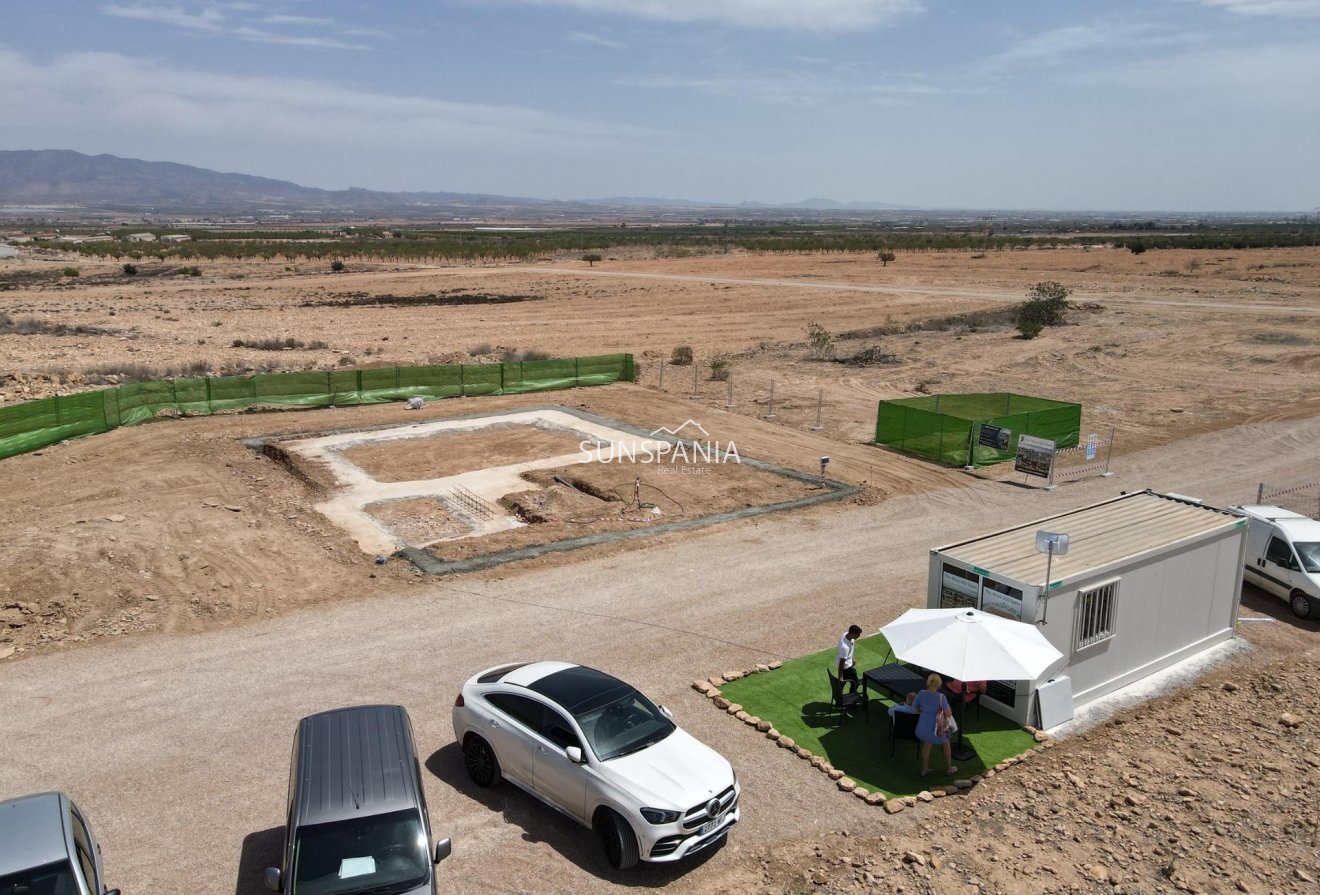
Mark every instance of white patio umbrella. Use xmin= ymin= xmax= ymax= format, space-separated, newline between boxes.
xmin=880 ymin=607 xmax=1063 ymax=682
xmin=879 ymin=607 xmax=1064 ymax=759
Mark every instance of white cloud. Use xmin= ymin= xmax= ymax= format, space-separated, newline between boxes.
xmin=101 ymin=2 xmax=378 ymax=49
xmin=0 ymin=48 xmax=652 ymax=161
xmin=496 ymin=0 xmax=921 ymax=31
xmin=568 ymin=31 xmax=626 ymax=48
xmin=102 ymin=3 xmax=226 ymax=32
xmin=1073 ymin=42 xmax=1320 ymax=108
xmin=1185 ymin=0 xmax=1320 ymax=16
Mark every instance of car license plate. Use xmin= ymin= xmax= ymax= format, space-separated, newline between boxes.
xmin=699 ymin=811 xmax=726 ymax=837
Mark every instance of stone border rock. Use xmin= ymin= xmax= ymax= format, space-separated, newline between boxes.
xmin=693 ymin=668 xmax=1054 ymax=813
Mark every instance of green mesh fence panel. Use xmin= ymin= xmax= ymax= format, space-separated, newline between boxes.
xmin=503 ymin=358 xmax=579 ymax=394
xmin=0 ymin=354 xmax=634 ymax=460
xmin=253 ymin=371 xmax=336 ymax=406
xmin=876 ymin=392 xmax=1081 ymax=467
xmin=398 ymin=365 xmax=464 ymax=399
xmin=115 ymin=379 xmax=179 ymax=425
xmin=577 ymin=353 xmax=634 ymax=386
xmin=461 ymin=364 xmax=503 ymax=397
xmin=173 ymin=378 xmax=211 ymax=415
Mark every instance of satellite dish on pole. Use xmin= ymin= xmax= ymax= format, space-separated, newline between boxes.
xmin=1034 ymin=531 xmax=1070 ymax=624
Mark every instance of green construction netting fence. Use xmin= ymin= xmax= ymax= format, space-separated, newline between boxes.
xmin=875 ymin=392 xmax=1081 ymax=467
xmin=0 ymin=353 xmax=635 ymax=461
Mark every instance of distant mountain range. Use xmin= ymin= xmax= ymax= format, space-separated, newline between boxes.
xmin=0 ymin=150 xmax=908 ymax=216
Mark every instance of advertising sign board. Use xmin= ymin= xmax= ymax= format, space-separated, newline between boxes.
xmin=1015 ymin=434 xmax=1056 ymax=478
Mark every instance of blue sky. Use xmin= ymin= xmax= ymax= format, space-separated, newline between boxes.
xmin=2 ymin=0 xmax=1318 ymax=210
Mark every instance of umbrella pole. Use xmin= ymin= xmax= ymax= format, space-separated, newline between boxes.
xmin=951 ymin=695 xmax=976 ymax=762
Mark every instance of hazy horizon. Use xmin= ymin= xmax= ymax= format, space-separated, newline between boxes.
xmin=3 ymin=1 xmax=1319 ymax=212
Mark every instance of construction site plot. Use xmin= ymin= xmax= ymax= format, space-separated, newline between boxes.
xmin=268 ymin=406 xmax=845 ymax=569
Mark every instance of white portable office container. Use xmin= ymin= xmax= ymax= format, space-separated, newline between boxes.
xmin=927 ymin=490 xmax=1247 ymax=725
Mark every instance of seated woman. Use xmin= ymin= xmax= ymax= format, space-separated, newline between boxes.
xmin=913 ymin=673 xmax=957 ymax=777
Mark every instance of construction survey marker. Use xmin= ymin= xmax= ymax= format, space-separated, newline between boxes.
xmin=1015 ymin=434 xmax=1057 ymax=479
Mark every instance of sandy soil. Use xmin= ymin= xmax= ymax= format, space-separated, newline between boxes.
xmin=1 ymin=246 xmax=1318 ymax=894
xmin=340 ymin=422 xmax=594 ymax=482
xmin=0 ymin=388 xmax=915 ymax=659
xmin=414 ymin=455 xmax=817 ymax=563
xmin=0 ymin=415 xmax=1315 ymax=895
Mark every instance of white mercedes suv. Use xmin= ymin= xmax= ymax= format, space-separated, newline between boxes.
xmin=452 ymin=661 xmax=739 ymax=869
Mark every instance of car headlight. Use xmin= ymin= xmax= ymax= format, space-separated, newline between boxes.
xmin=640 ymin=807 xmax=681 ymax=825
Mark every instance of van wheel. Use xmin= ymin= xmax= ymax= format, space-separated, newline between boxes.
xmin=464 ymin=735 xmax=501 ymax=787
xmin=596 ymin=808 xmax=640 ymax=870
xmin=1290 ymin=590 xmax=1316 ymax=619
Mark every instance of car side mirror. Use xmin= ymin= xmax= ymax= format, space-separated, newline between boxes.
xmin=658 ymin=705 xmax=674 ymax=721
xmin=433 ymin=838 xmax=452 ymax=864
xmin=565 ymin=745 xmax=584 ymax=764
xmin=263 ymin=867 xmax=282 ymax=892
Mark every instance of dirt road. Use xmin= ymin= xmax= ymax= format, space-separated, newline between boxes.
xmin=2 ymin=415 xmax=1316 ymax=895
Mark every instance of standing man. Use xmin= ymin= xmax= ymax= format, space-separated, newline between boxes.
xmin=837 ymin=624 xmax=863 ymax=695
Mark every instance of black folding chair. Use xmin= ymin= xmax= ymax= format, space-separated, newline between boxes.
xmin=887 ymin=709 xmax=920 ymax=758
xmin=827 ymin=669 xmax=868 ymax=722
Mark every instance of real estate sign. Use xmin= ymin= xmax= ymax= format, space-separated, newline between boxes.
xmin=1015 ymin=434 xmax=1056 ymax=478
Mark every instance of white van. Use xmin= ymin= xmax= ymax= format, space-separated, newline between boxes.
xmin=1230 ymin=505 xmax=1320 ymax=619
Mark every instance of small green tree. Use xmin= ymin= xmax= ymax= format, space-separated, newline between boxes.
xmin=1016 ymin=281 xmax=1071 ymax=338
xmin=582 ymin=253 xmax=603 ymax=267
xmin=877 ymin=250 xmax=896 ymax=266
xmin=670 ymin=345 xmax=694 ymax=366
xmin=807 ymin=321 xmax=835 ymax=359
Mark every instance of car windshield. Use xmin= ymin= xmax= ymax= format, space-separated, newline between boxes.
xmin=1296 ymin=541 xmax=1320 ymax=573
xmin=292 ymin=810 xmax=428 ymax=895
xmin=576 ymin=689 xmax=676 ymax=761
xmin=0 ymin=860 xmax=78 ymax=895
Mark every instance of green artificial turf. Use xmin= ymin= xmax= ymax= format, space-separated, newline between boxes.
xmin=719 ymin=634 xmax=1036 ymax=798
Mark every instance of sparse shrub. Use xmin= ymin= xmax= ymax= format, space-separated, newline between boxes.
xmin=709 ymin=355 xmax=731 ymax=381
xmin=1016 ymin=281 xmax=1071 ymax=338
xmin=807 ymin=321 xmax=835 ymax=360
xmin=122 ymin=263 xmax=138 ymax=276
xmin=331 ymin=259 xmax=345 ymax=272
xmin=233 ymin=336 xmax=310 ymax=351
xmin=499 ymin=348 xmax=552 ymax=363
xmin=62 ymin=267 xmax=79 ymax=277
xmin=1017 ymin=320 xmax=1044 ymax=339
xmin=670 ymin=345 xmax=694 ymax=366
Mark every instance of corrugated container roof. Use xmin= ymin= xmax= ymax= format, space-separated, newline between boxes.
xmin=938 ymin=491 xmax=1242 ymax=587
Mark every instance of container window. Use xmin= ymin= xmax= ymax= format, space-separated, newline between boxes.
xmin=1074 ymin=580 xmax=1119 ymax=650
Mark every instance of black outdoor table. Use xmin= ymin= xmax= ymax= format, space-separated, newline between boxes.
xmin=862 ymin=664 xmax=926 ymax=704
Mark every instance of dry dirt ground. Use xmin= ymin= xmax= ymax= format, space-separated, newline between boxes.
xmin=0 ymin=415 xmax=1316 ymax=895
xmin=0 ymin=247 xmax=1318 ymax=893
